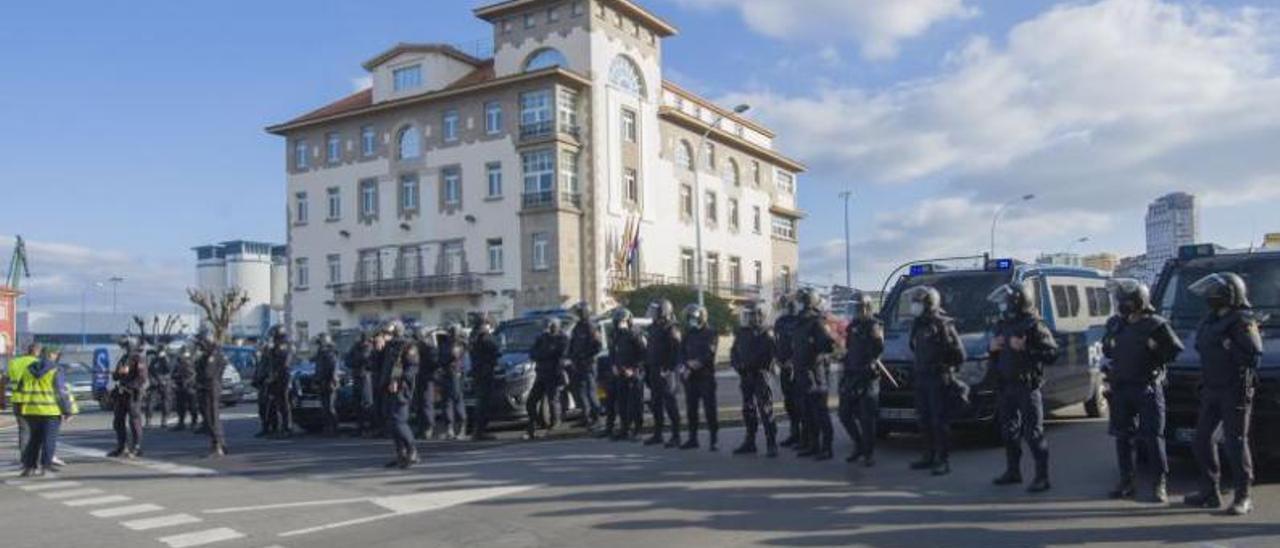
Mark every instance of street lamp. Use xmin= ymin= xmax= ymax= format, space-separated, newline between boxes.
xmin=108 ymin=276 xmax=125 ymax=316
xmin=693 ymin=103 xmax=751 ymax=307
xmin=80 ymin=281 xmax=105 ymax=348
xmin=990 ymin=194 xmax=1036 ymax=258
xmin=839 ymin=190 xmax=854 ymax=289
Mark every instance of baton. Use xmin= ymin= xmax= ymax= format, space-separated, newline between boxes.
xmin=873 ymin=361 xmax=901 ymax=389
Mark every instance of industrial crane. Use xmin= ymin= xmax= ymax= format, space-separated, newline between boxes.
xmin=5 ymin=235 xmax=30 ymax=290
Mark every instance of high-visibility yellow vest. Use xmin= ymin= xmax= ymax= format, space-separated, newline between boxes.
xmin=17 ymin=366 xmax=63 ymax=417
xmin=7 ymin=355 xmax=37 ymax=404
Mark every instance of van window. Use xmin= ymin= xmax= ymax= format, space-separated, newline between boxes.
xmin=1051 ymin=285 xmax=1082 ymax=318
xmin=1086 ymin=286 xmax=1111 ymax=317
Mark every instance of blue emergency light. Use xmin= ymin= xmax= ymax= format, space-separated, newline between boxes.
xmin=908 ymin=264 xmax=935 ymax=276
xmin=989 ymin=258 xmax=1014 ymax=271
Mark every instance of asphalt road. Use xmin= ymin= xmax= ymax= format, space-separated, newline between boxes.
xmin=3 ymin=398 xmax=1280 ymax=548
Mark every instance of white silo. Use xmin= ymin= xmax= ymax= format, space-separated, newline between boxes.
xmin=270 ymin=245 xmax=288 ymax=310
xmin=194 ymin=245 xmax=227 ymax=293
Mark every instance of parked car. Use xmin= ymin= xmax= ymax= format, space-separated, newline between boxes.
xmin=875 ymin=258 xmax=1112 ymax=438
xmin=1157 ymin=244 xmax=1280 ymax=459
xmin=289 ymin=360 xmax=359 ymax=433
xmin=222 ymin=345 xmax=257 ymax=404
xmin=60 ymin=362 xmax=97 ymax=404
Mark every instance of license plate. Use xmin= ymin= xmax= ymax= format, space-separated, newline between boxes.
xmin=879 ymin=408 xmax=917 ymax=421
xmin=1175 ymin=428 xmax=1196 ymax=444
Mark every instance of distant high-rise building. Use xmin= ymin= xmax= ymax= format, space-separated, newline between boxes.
xmin=1082 ymin=252 xmax=1118 ymax=272
xmin=1144 ymin=192 xmax=1199 ymax=279
xmin=1114 ymin=254 xmax=1148 ymax=281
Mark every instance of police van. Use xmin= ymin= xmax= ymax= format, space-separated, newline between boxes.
xmin=876 ymin=258 xmax=1112 ymax=437
xmin=1156 ymin=244 xmax=1280 ymax=458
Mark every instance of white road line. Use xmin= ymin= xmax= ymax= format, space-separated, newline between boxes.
xmin=157 ymin=527 xmax=246 ymax=548
xmin=65 ymin=494 xmax=133 ymax=507
xmin=203 ymin=497 xmax=370 ymax=514
xmin=41 ymin=487 xmax=106 ymax=499
xmin=15 ymin=480 xmax=81 ymax=491
xmin=91 ymin=503 xmax=166 ymax=518
xmin=57 ymin=443 xmax=218 ymax=477
xmin=278 ymin=485 xmax=536 ymax=538
xmin=121 ymin=513 xmax=203 ymax=531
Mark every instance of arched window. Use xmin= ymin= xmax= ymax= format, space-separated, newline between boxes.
xmin=524 ymin=48 xmax=568 ymax=72
xmin=675 ymin=140 xmax=693 ymax=171
xmin=703 ymin=142 xmax=716 ymax=170
xmin=397 ymin=125 xmax=420 ymax=160
xmin=608 ymin=55 xmax=646 ymax=98
xmin=725 ymin=158 xmax=741 ymax=186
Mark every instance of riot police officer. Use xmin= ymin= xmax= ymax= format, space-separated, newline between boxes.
xmin=381 ymin=320 xmax=419 ymax=468
xmin=731 ymin=305 xmax=778 ymax=457
xmin=642 ymin=300 xmax=682 ymax=447
xmin=252 ymin=337 xmax=273 ymax=437
xmin=773 ymin=295 xmax=803 ymax=448
xmin=266 ymin=326 xmax=295 ymax=437
xmin=839 ymin=292 xmax=885 ymax=466
xmin=169 ymin=346 xmax=197 ymax=431
xmin=144 ymin=348 xmax=173 ymax=429
xmin=568 ymin=303 xmax=604 ymax=429
xmin=987 ymin=282 xmax=1059 ymax=493
xmin=907 ymin=285 xmax=966 ymax=476
xmin=413 ymin=326 xmax=440 ymax=439
xmin=369 ymin=328 xmax=390 ymax=437
xmin=1183 ymin=273 xmax=1262 ymax=515
xmin=195 ymin=328 xmax=228 ymax=457
xmin=1103 ymin=279 xmax=1183 ymax=503
xmin=347 ymin=332 xmax=376 ymax=437
xmin=609 ymin=308 xmax=647 ymax=441
xmin=792 ymin=288 xmax=836 ymax=461
xmin=526 ymin=318 xmax=569 ymax=439
xmin=313 ymin=333 xmax=341 ymax=436
xmin=680 ymin=304 xmax=720 ymax=451
xmin=108 ymin=337 xmax=148 ymax=458
xmin=469 ymin=317 xmax=502 ymax=441
xmin=437 ymin=324 xmax=468 ymax=440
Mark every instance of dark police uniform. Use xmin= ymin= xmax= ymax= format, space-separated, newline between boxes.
xmin=568 ymin=320 xmax=604 ymax=427
xmin=731 ymin=324 xmax=778 ymax=454
xmin=170 ymin=352 xmax=197 ymax=430
xmin=527 ymin=329 xmax=569 ymax=437
xmin=383 ymin=335 xmax=419 ymax=467
xmin=313 ymin=342 xmax=341 ymax=435
xmin=196 ymin=342 xmax=228 ymax=455
xmin=347 ymin=337 xmax=376 ymax=436
xmin=437 ymin=333 xmax=468 ymax=438
xmin=609 ymin=323 xmax=647 ymax=440
xmin=990 ymin=311 xmax=1059 ymax=488
xmin=681 ymin=323 xmax=720 ymax=450
xmin=910 ymin=311 xmax=966 ymax=471
xmin=840 ymin=317 xmax=885 ymax=463
xmin=110 ymin=349 xmax=149 ymax=457
xmin=645 ymin=319 xmax=683 ymax=446
xmin=792 ymin=308 xmax=836 ymax=459
xmin=773 ymin=310 xmax=802 ymax=447
xmin=144 ymin=352 xmax=172 ymax=429
xmin=413 ymin=334 xmax=440 ymax=439
xmin=1192 ymin=309 xmax=1262 ymax=505
xmin=1103 ymin=313 xmax=1182 ymax=499
xmin=468 ymin=329 xmax=502 ymax=439
xmin=264 ymin=338 xmax=294 ymax=436
xmin=252 ymin=345 xmax=272 ymax=436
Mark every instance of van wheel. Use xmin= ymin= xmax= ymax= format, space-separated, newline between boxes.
xmin=1085 ymin=385 xmax=1107 ymax=418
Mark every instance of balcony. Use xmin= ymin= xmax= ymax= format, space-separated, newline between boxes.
xmin=332 ymin=273 xmax=483 ymax=305
xmin=518 ymin=121 xmax=580 ymax=142
xmin=607 ymin=272 xmax=762 ymax=301
xmin=521 ymin=190 xmax=582 ymax=211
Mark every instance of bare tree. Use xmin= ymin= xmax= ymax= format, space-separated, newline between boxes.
xmin=187 ymin=288 xmax=250 ymax=344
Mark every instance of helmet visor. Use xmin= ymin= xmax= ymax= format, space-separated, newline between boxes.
xmin=1107 ymin=278 xmax=1144 ymax=297
xmin=1188 ymin=273 xmax=1229 ymax=298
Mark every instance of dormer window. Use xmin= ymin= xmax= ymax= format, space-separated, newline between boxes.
xmin=524 ymin=48 xmax=567 ymax=72
xmin=393 ymin=65 xmax=422 ymax=92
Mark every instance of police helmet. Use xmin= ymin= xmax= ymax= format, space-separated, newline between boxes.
xmin=315 ymin=332 xmax=333 ymax=348
xmin=383 ymin=319 xmax=406 ymax=338
xmin=986 ymin=282 xmax=1036 ymax=317
xmin=572 ymin=301 xmax=591 ymax=320
xmin=118 ymin=336 xmax=138 ymax=351
xmin=683 ymin=304 xmax=708 ymax=329
xmin=741 ymin=305 xmax=766 ymax=328
xmin=647 ymin=299 xmax=675 ymax=323
xmin=1107 ymin=278 xmax=1153 ymax=315
xmin=545 ymin=317 xmax=562 ymax=333
xmin=612 ymin=307 xmax=634 ymax=329
xmin=1188 ymin=272 xmax=1250 ymax=310
xmin=776 ymin=293 xmax=794 ymax=315
xmin=905 ymin=285 xmax=942 ymax=316
xmin=795 ymin=287 xmax=821 ymax=312
xmin=850 ymin=292 xmax=875 ymax=319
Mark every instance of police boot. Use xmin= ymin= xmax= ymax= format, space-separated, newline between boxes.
xmin=1148 ymin=476 xmax=1169 ymax=504
xmin=680 ymin=436 xmax=700 ymax=450
xmin=106 ymin=446 xmax=127 ymax=458
xmin=644 ymin=433 xmax=665 ymax=446
xmin=733 ymin=440 xmax=758 ymax=455
xmin=709 ymin=431 xmax=719 ymax=452
xmin=994 ymin=446 xmax=1023 ymax=485
xmin=1108 ymin=478 xmax=1136 ymax=499
xmin=931 ymin=460 xmax=952 ymax=476
xmin=1027 ymin=477 xmax=1051 ymax=493
xmin=993 ymin=470 xmax=1022 ymax=486
xmin=399 ymin=450 xmax=419 ymax=469
xmin=1228 ymin=495 xmax=1253 ymax=516
xmin=766 ymin=442 xmax=779 ymax=458
xmin=910 ymin=454 xmax=936 ymax=470
xmin=779 ymin=434 xmax=797 ymax=448
xmin=814 ymin=447 xmax=833 ymax=461
xmin=1183 ymin=490 xmax=1222 ymax=509
xmin=664 ymin=434 xmax=682 ymax=449
xmin=207 ymin=444 xmax=227 ymax=459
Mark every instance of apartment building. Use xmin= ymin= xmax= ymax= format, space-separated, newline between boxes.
xmin=266 ymin=0 xmax=805 ymax=333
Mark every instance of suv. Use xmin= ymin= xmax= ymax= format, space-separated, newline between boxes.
xmin=876 ymin=258 xmax=1112 ymax=437
xmin=1156 ymin=244 xmax=1280 ymax=458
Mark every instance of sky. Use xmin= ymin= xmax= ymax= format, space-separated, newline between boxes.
xmin=2 ymin=0 xmax=1278 ymax=315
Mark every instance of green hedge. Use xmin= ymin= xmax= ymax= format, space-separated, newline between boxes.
xmin=620 ymin=284 xmax=735 ymax=334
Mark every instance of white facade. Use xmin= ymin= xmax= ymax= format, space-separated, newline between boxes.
xmin=268 ymin=0 xmax=805 ymax=336
xmin=1144 ymin=191 xmax=1199 ymax=278
xmin=192 ymin=241 xmax=287 ymax=339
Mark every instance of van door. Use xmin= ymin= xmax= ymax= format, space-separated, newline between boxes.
xmin=1043 ymin=277 xmax=1092 ymax=408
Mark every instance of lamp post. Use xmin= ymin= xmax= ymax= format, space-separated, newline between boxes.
xmin=839 ymin=190 xmax=853 ymax=289
xmin=693 ymin=103 xmax=750 ymax=308
xmin=80 ymin=281 xmax=105 ymax=348
xmin=990 ymin=194 xmax=1036 ymax=258
xmin=1066 ymin=236 xmax=1090 ymax=265
xmin=108 ymin=275 xmax=124 ymax=317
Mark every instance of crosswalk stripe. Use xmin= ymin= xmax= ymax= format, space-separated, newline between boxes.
xmin=157 ymin=527 xmax=246 ymax=547
xmin=64 ymin=494 xmax=132 ymax=507
xmin=16 ymin=480 xmax=80 ymax=491
xmin=90 ymin=503 xmax=165 ymax=518
xmin=122 ymin=513 xmax=203 ymax=531
xmin=41 ymin=487 xmax=105 ymax=499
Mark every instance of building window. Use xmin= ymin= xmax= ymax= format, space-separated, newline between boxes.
xmin=621 ymin=108 xmax=637 ymax=143
xmin=393 ymin=65 xmax=422 ymax=92
xmin=360 ymin=126 xmax=376 ymax=157
xmin=295 ymin=192 xmax=308 ymax=224
xmin=560 ymin=151 xmax=579 ymax=194
xmin=675 ymin=140 xmax=694 ymax=171
xmin=359 ymin=179 xmax=379 ymax=219
xmin=295 ymin=258 xmax=310 ymax=290
xmin=442 ymin=109 xmax=459 ymax=142
xmin=608 ymin=55 xmax=646 ymax=98
xmin=623 ymin=168 xmax=639 ymax=204
xmin=443 ymin=168 xmax=462 ymax=206
xmin=294 ymin=140 xmax=309 ymax=169
xmin=487 ymin=239 xmax=504 ymax=273
xmin=772 ymin=216 xmax=797 ymax=240
xmin=776 ymin=170 xmax=795 ymax=194
xmin=728 ymin=198 xmax=739 ymax=230
xmin=726 ymin=158 xmax=741 ymax=186
xmin=523 ymin=48 xmax=567 ymax=72
xmin=705 ymin=191 xmax=718 ymax=225
xmin=707 ymin=253 xmax=721 ymax=290
xmin=532 ymin=233 xmax=550 ymax=271
xmin=752 ymin=160 xmax=761 ymax=186
xmin=397 ymin=126 xmax=420 ymax=159
xmin=485 ymin=102 xmax=503 ymax=134
xmin=326 ymin=187 xmax=341 ymax=220
xmin=524 ymin=12 xmax=537 ymax=29
xmin=680 ymin=249 xmax=695 ymax=283
xmin=547 ymin=6 xmax=560 ymax=22
xmin=558 ymin=88 xmax=579 ymax=132
xmin=399 ymin=174 xmax=419 ymax=213
xmin=442 ymin=242 xmax=463 ymax=275
xmin=520 ymin=90 xmax=553 ymax=135
xmin=327 ymin=254 xmax=341 ymax=286
xmin=398 ymin=246 xmax=422 ymax=278
xmin=326 ymin=132 xmax=341 ymax=164
xmin=679 ymin=184 xmax=693 ymax=218
xmin=779 ymin=266 xmax=792 ymax=293
xmin=753 ymin=206 xmax=762 ymax=234
xmin=703 ymin=142 xmax=716 ymax=170
xmin=358 ymin=250 xmax=380 ymax=281
xmin=571 ymin=1 xmax=585 ymax=17
xmin=522 ymin=149 xmax=555 ymax=197
xmin=753 ymin=260 xmax=763 ymax=287
xmin=486 ymin=162 xmax=503 ymax=198
xmin=729 ymin=256 xmax=742 ymax=289
xmin=502 ymin=19 xmax=513 ymax=34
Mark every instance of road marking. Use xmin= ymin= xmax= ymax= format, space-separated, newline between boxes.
xmin=157 ymin=527 xmax=246 ymax=547
xmin=15 ymin=480 xmax=81 ymax=491
xmin=203 ymin=497 xmax=370 ymax=514
xmin=122 ymin=513 xmax=203 ymax=531
xmin=57 ymin=443 xmax=218 ymax=476
xmin=65 ymin=494 xmax=133 ymax=507
xmin=276 ymin=485 xmax=536 ymax=538
xmin=91 ymin=503 xmax=166 ymax=518
xmin=41 ymin=487 xmax=106 ymax=499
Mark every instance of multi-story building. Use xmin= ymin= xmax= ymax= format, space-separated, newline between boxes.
xmin=1081 ymin=252 xmax=1118 ymax=273
xmin=1035 ymin=252 xmax=1083 ymax=268
xmin=192 ymin=241 xmax=288 ymax=340
xmin=1144 ymin=191 xmax=1199 ymax=278
xmin=267 ymin=0 xmax=805 ymax=333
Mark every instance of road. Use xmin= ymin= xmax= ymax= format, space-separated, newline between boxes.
xmin=3 ymin=400 xmax=1279 ymax=548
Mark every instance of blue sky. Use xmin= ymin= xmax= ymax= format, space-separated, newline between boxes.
xmin=3 ymin=0 xmax=1278 ymax=313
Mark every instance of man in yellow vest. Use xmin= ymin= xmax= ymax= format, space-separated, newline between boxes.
xmin=2 ymin=343 xmax=42 ymax=463
xmin=16 ymin=346 xmax=76 ymax=477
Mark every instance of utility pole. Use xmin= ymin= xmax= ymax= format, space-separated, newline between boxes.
xmin=693 ymin=103 xmax=751 ymax=308
xmin=839 ymin=190 xmax=853 ymax=289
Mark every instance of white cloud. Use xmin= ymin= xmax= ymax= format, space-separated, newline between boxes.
xmin=674 ymin=0 xmax=977 ymax=60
